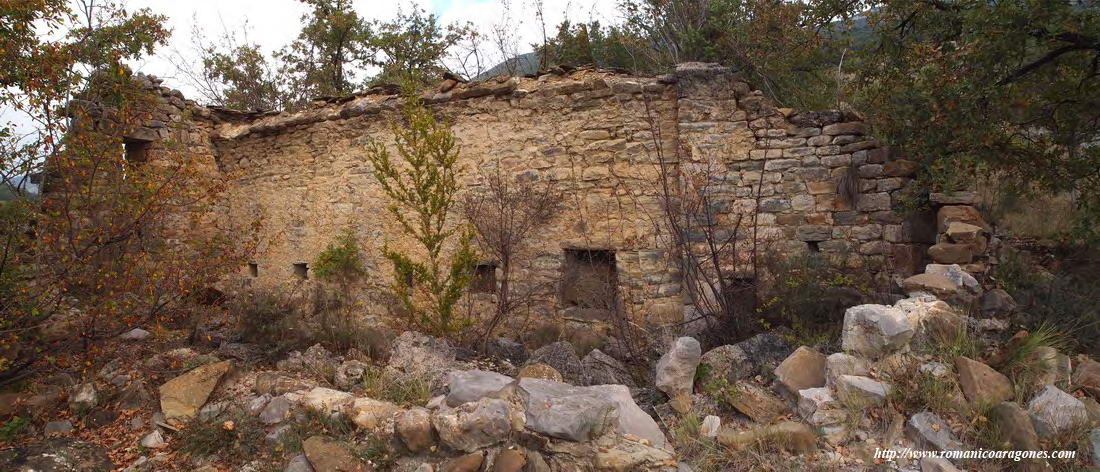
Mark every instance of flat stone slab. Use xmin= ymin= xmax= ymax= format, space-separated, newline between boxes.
xmin=158 ymin=360 xmax=232 ymax=421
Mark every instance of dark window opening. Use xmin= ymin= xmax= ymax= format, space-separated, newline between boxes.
xmin=124 ymin=139 xmax=150 ymax=164
xmin=807 ymin=241 xmax=820 ymax=252
xmin=293 ymin=263 xmax=309 ymax=280
xmin=561 ymin=249 xmax=617 ymax=310
xmin=248 ymin=263 xmax=258 ymax=277
xmin=470 ymin=263 xmax=497 ymax=293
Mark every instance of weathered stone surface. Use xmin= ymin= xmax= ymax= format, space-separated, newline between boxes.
xmin=442 ymin=452 xmax=484 ymax=472
xmin=254 ymin=372 xmax=309 ymax=396
xmin=700 ymin=415 xmax=721 ymax=438
xmin=516 ymin=363 xmax=562 ymax=382
xmin=835 ymin=375 xmax=889 ymax=405
xmin=260 ymin=395 xmax=292 ymax=424
xmin=300 ymin=387 xmax=354 ymax=414
xmin=346 ymin=397 xmax=401 ymax=430
xmin=1074 ymin=357 xmax=1100 ymax=399
xmin=798 ymin=387 xmax=844 ymax=426
xmin=920 ymin=457 xmax=961 ymax=472
xmin=69 ymin=383 xmax=98 ymax=412
xmin=284 ymin=454 xmax=315 ymax=472
xmin=734 ymin=330 xmax=796 ymax=373
xmin=586 ymin=384 xmax=668 ymax=448
xmin=488 ymin=337 xmax=528 ymax=364
xmin=842 ymin=304 xmax=915 ymax=358
xmin=937 ymin=205 xmax=989 ymax=233
xmin=389 ymin=331 xmax=455 ymax=376
xmin=446 ymin=369 xmax=514 ymax=406
xmin=699 ymin=344 xmax=753 ymax=384
xmin=1028 ymin=386 xmax=1088 ymax=438
xmin=302 ymin=436 xmax=366 ymax=472
xmin=334 ymin=360 xmax=368 ymax=390
xmin=44 ymin=420 xmax=73 ymax=436
xmin=717 ymin=421 xmax=816 ymax=453
xmin=158 ymin=360 xmax=232 ymax=420
xmin=118 ymin=328 xmax=151 ymax=341
xmin=928 ymin=243 xmax=975 ymax=264
xmin=0 ymin=438 xmax=114 ymax=471
xmin=991 ymin=402 xmax=1040 ymax=450
xmin=955 ymin=356 xmax=1013 ymax=407
xmin=980 ymin=289 xmax=1017 ymax=315
xmin=655 ymin=337 xmax=702 ymax=398
xmin=1090 ymin=428 xmax=1100 ymax=467
xmin=924 ymin=264 xmax=979 ymax=291
xmin=825 ymin=353 xmax=871 ymax=388
xmin=907 ymin=412 xmax=962 ymax=451
xmin=432 ymin=397 xmax=514 ymax=452
xmin=901 ymin=273 xmax=960 ymax=298
xmin=726 ymin=380 xmax=789 ymax=423
xmin=395 ymin=407 xmax=434 ymax=453
xmin=930 ymin=191 xmax=978 ymax=205
xmin=140 ymin=430 xmax=166 ymax=449
xmin=492 ymin=449 xmax=527 ymax=472
xmin=579 ymin=349 xmax=635 ymax=387
xmin=516 ymin=378 xmax=617 ymax=442
xmin=774 ymin=346 xmax=826 ymax=397
xmin=526 ymin=342 xmax=582 ymax=383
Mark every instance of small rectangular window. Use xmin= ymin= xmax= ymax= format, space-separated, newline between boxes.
xmin=807 ymin=241 xmax=820 ymax=252
xmin=470 ymin=263 xmax=496 ymax=293
xmin=124 ymin=139 xmax=150 ymax=164
xmin=293 ymin=263 xmax=308 ymax=280
xmin=561 ymin=249 xmax=617 ymax=309
xmin=248 ymin=263 xmax=258 ymax=277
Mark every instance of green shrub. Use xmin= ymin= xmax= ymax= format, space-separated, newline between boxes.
xmin=0 ymin=416 xmax=28 ymax=443
xmin=312 ymin=228 xmax=365 ymax=282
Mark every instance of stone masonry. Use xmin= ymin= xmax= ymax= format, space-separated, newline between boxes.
xmin=116 ymin=62 xmax=933 ymax=329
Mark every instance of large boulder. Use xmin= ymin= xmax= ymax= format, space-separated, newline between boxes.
xmin=446 ymin=370 xmax=514 ymax=407
xmin=906 ymin=411 xmax=962 ymax=451
xmin=488 ymin=337 xmax=529 ymax=364
xmin=300 ymin=387 xmax=354 ymax=414
xmin=773 ymin=346 xmax=826 ymax=397
xmin=841 ymin=304 xmax=914 ymax=358
xmin=980 ymin=289 xmax=1017 ymax=316
xmin=901 ymin=273 xmax=961 ymax=298
xmin=1073 ymin=357 xmax=1100 ymax=399
xmin=655 ymin=337 xmax=701 ymax=398
xmin=835 ymin=375 xmax=889 ymax=406
xmin=955 ymin=356 xmax=1013 ymax=407
xmin=1027 ymin=385 xmax=1088 ymax=438
xmin=158 ymin=360 xmax=232 ymax=421
xmin=515 ymin=378 xmax=618 ymax=442
xmin=586 ymin=384 xmax=667 ymax=448
xmin=797 ymin=387 xmax=844 ymax=426
xmin=991 ymin=402 xmax=1040 ymax=450
xmin=345 ymin=397 xmax=401 ymax=430
xmin=516 ymin=363 xmax=563 ymax=382
xmin=526 ymin=341 xmax=583 ymax=383
xmin=302 ymin=436 xmax=366 ymax=472
xmin=726 ymin=380 xmax=789 ymax=423
xmin=734 ymin=330 xmax=795 ymax=374
xmin=580 ymin=349 xmax=636 ymax=387
xmin=395 ymin=407 xmax=435 ymax=453
xmin=825 ymin=353 xmax=871 ymax=388
xmin=432 ymin=397 xmax=516 ymax=452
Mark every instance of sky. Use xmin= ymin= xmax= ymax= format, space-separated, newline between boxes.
xmin=123 ymin=0 xmax=622 ymax=99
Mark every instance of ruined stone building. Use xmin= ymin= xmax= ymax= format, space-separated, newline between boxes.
xmin=113 ymin=62 xmax=937 ymax=327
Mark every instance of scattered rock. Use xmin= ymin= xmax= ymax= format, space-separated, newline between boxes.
xmin=734 ymin=330 xmax=795 ymax=373
xmin=1073 ymin=357 xmax=1100 ymax=399
xmin=345 ymin=397 xmax=401 ymax=430
xmin=700 ymin=415 xmax=721 ymax=438
xmin=699 ymin=345 xmax=753 ymax=384
xmin=579 ymin=349 xmax=636 ymax=387
xmin=446 ymin=369 xmax=514 ymax=406
xmin=0 ymin=438 xmax=114 ymax=471
xmin=158 ymin=360 xmax=232 ymax=421
xmin=924 ymin=264 xmax=979 ymax=291
xmin=919 ymin=362 xmax=950 ymax=377
xmin=1090 ymin=428 xmax=1100 ymax=467
xmin=266 ymin=424 xmax=295 ymax=448
xmin=432 ymin=397 xmax=515 ymax=452
xmin=260 ymin=395 xmax=292 ymax=424
xmin=717 ymin=421 xmax=816 ymax=453
xmin=586 ymin=384 xmax=668 ymax=448
xmin=1027 ymin=385 xmax=1088 ymax=438
xmin=44 ymin=420 xmax=73 ymax=436
xmin=69 ymin=383 xmax=98 ymax=412
xmin=798 ymin=387 xmax=843 ymax=426
xmin=302 ymin=436 xmax=366 ymax=472
xmin=927 ymin=243 xmax=974 ymax=264
xmin=907 ymin=411 xmax=962 ymax=451
xmin=140 ymin=430 xmax=166 ymax=449
xmin=655 ymin=337 xmax=702 ymax=398
xmin=841 ymin=304 xmax=914 ymax=358
xmin=493 ymin=448 xmax=527 ymax=472
xmin=991 ymin=402 xmax=1040 ymax=450
xmin=516 ymin=378 xmax=617 ymax=442
xmin=901 ymin=273 xmax=960 ymax=298
xmin=248 ymin=394 xmax=271 ymax=415
xmin=835 ymin=375 xmax=889 ymax=405
xmin=955 ymin=356 xmax=1013 ymax=407
xmin=725 ymin=380 xmax=789 ymax=423
xmin=774 ymin=346 xmax=826 ymax=397
xmin=980 ymin=289 xmax=1016 ymax=315
xmin=284 ymin=454 xmax=315 ymax=472
xmin=389 ymin=332 xmax=456 ymax=377
xmin=442 ymin=452 xmax=484 ymax=472
xmin=119 ymin=328 xmax=151 ymax=341
xmin=396 ymin=407 xmax=435 ymax=453
xmin=825 ymin=353 xmax=871 ymax=387
xmin=218 ymin=342 xmax=263 ymax=362
xmin=488 ymin=337 xmax=529 ymax=364
xmin=254 ymin=372 xmax=309 ymax=396
xmin=300 ymin=387 xmax=354 ymax=414
xmin=526 ymin=342 xmax=582 ymax=383
xmin=516 ymin=363 xmax=562 ymax=382
xmin=333 ymin=360 xmax=369 ymax=390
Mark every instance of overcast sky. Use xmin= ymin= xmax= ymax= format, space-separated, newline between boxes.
xmin=125 ymin=0 xmax=621 ymax=99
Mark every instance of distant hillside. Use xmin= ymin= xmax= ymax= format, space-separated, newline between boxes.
xmin=475 ymin=52 xmax=541 ymax=80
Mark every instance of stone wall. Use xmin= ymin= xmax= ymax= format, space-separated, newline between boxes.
xmin=129 ymin=63 xmax=932 ymax=329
